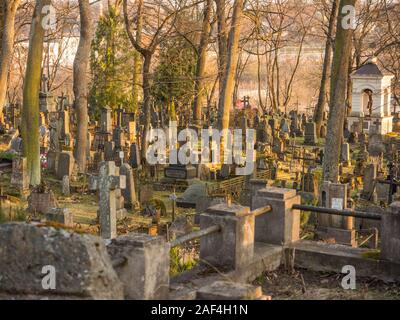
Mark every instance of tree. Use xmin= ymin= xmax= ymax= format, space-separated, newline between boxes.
xmin=218 ymin=0 xmax=244 ymax=155
xmin=152 ymin=37 xmax=197 ymax=117
xmin=131 ymin=0 xmax=142 ymax=114
xmin=323 ymin=0 xmax=357 ymax=182
xmin=193 ymin=0 xmax=212 ymax=125
xmin=89 ymin=4 xmax=134 ymax=118
xmin=314 ymin=0 xmax=339 ymax=137
xmin=74 ymin=0 xmax=93 ymax=173
xmin=21 ymin=0 xmax=51 ymax=186
xmin=0 ymin=0 xmax=21 ymax=123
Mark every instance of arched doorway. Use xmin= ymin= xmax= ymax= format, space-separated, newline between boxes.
xmin=362 ymin=89 xmax=373 ymax=116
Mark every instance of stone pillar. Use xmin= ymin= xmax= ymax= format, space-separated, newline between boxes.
xmin=381 ymin=202 xmax=400 ymax=263
xmin=251 ymin=187 xmax=300 ymax=245
xmin=107 ymin=233 xmax=170 ymax=299
xmin=200 ymin=203 xmax=254 ymax=271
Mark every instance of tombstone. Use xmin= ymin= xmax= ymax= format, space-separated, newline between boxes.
xmin=112 ymin=127 xmax=125 ymax=150
xmin=129 ymin=142 xmax=140 ymax=168
xmin=45 ymin=208 xmax=73 ymax=227
xmin=120 ymin=163 xmax=138 ymax=209
xmin=114 ymin=188 xmax=127 ymax=219
xmin=139 ymin=184 xmax=153 ymax=205
xmin=127 ymin=121 xmax=136 ymax=142
xmin=304 ymin=122 xmax=317 ymax=145
xmin=362 ymin=164 xmax=377 ymax=199
xmin=62 ymin=175 xmax=70 ymax=196
xmin=100 ymin=106 xmax=112 ymax=134
xmin=89 ymin=161 xmax=126 ymax=239
xmin=280 ymin=118 xmax=290 ymax=134
xmin=319 ymin=181 xmax=356 ymax=246
xmin=300 ymin=169 xmax=318 ymax=196
xmin=11 ymin=157 xmax=29 ymax=194
xmin=164 ymin=164 xmax=197 ymax=180
xmin=104 ymin=141 xmax=115 ymax=161
xmin=220 ymin=164 xmax=231 ymax=179
xmin=27 ymin=189 xmax=58 ymax=214
xmin=272 ymin=136 xmax=285 ymax=155
xmin=56 ymin=152 xmax=75 ymax=180
xmin=60 ymin=110 xmax=70 ymax=140
xmin=341 ymin=142 xmax=351 ymax=167
xmin=368 ymin=133 xmax=385 ymax=157
xmin=198 ymin=163 xmax=211 ymax=181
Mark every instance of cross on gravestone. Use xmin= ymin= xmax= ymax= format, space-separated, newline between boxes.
xmin=89 ymin=161 xmax=126 ymax=239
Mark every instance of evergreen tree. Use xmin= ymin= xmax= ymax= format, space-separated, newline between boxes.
xmin=89 ymin=6 xmax=134 ymax=118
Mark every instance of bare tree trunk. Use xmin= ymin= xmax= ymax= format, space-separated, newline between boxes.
xmin=141 ymin=54 xmax=152 ymax=162
xmin=323 ymin=0 xmax=356 ymax=182
xmin=218 ymin=0 xmax=244 ymax=144
xmin=22 ymin=0 xmax=51 ymax=186
xmin=74 ymin=0 xmax=93 ymax=173
xmin=314 ymin=0 xmax=339 ymax=137
xmin=0 ymin=0 xmax=20 ymax=123
xmin=131 ymin=0 xmax=143 ymax=114
xmin=215 ymin=0 xmax=228 ymax=96
xmin=193 ymin=0 xmax=212 ymax=125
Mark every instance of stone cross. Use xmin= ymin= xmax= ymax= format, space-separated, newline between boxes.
xmin=89 ymin=161 xmax=126 ymax=239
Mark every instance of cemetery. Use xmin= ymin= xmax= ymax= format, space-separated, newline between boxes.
xmin=0 ymin=0 xmax=400 ymax=302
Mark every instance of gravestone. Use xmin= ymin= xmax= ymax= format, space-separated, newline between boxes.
xmin=341 ymin=142 xmax=351 ymax=167
xmin=120 ymin=163 xmax=138 ymax=209
xmin=27 ymin=189 xmax=58 ymax=214
xmin=45 ymin=208 xmax=73 ymax=227
xmin=304 ymin=122 xmax=317 ymax=145
xmin=62 ymin=175 xmax=70 ymax=196
xmin=60 ymin=110 xmax=70 ymax=140
xmin=127 ymin=121 xmax=136 ymax=142
xmin=56 ymin=152 xmax=75 ymax=180
xmin=319 ymin=181 xmax=356 ymax=246
xmin=129 ymin=142 xmax=140 ymax=168
xmin=11 ymin=157 xmax=29 ymax=194
xmin=104 ymin=141 xmax=115 ymax=161
xmin=89 ymin=161 xmax=126 ymax=239
xmin=164 ymin=164 xmax=196 ymax=180
xmin=362 ymin=164 xmax=377 ymax=199
xmin=300 ymin=169 xmax=318 ymax=196
xmin=100 ymin=106 xmax=112 ymax=134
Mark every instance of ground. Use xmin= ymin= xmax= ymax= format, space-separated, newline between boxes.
xmin=254 ymin=267 xmax=400 ymax=300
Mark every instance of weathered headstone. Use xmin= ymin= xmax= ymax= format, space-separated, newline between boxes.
xmin=45 ymin=208 xmax=73 ymax=227
xmin=56 ymin=152 xmax=75 ymax=180
xmin=341 ymin=142 xmax=351 ymax=167
xmin=120 ymin=163 xmax=138 ymax=209
xmin=304 ymin=122 xmax=317 ymax=145
xmin=89 ymin=161 xmax=126 ymax=239
xmin=62 ymin=175 xmax=70 ymax=196
xmin=11 ymin=157 xmax=29 ymax=194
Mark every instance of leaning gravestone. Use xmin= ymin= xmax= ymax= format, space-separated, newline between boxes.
xmin=0 ymin=223 xmax=123 ymax=299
